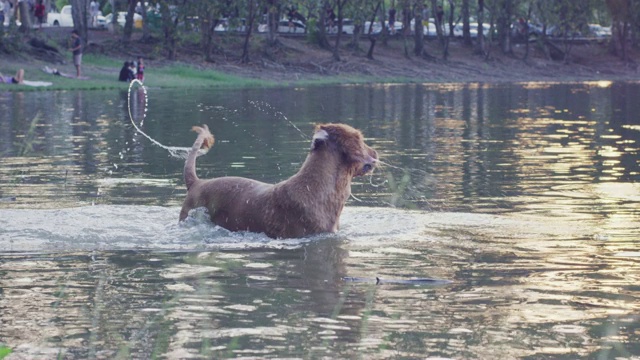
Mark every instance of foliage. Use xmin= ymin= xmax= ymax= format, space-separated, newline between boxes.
xmin=0 ymin=346 xmax=12 ymax=360
xmin=4 ymin=0 xmax=636 ymax=66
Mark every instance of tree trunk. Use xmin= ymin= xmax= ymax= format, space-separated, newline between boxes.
xmin=606 ymin=0 xmax=631 ymax=61
xmin=431 ymin=0 xmax=448 ymax=58
xmin=447 ymin=0 xmax=455 ymax=40
xmin=414 ymin=1 xmax=424 ymax=56
xmin=159 ymin=0 xmax=177 ymax=60
xmin=318 ymin=1 xmax=331 ymax=50
xmin=109 ymin=0 xmax=117 ymax=27
xmin=462 ymin=0 xmax=472 ymax=46
xmin=200 ymin=4 xmax=221 ymax=62
xmin=522 ymin=3 xmax=532 ymax=62
xmin=401 ymin=0 xmax=410 ymax=58
xmin=123 ymin=0 xmax=137 ymax=44
xmin=18 ymin=0 xmax=32 ymax=33
xmin=366 ymin=0 xmax=382 ymax=60
xmin=349 ymin=24 xmax=362 ymax=49
xmin=476 ymin=0 xmax=485 ymax=55
xmin=241 ymin=0 xmax=257 ymax=63
xmin=332 ymin=0 xmax=348 ymax=61
xmin=70 ymin=0 xmax=89 ymax=42
xmin=498 ymin=0 xmax=512 ymax=54
xmin=380 ymin=1 xmax=388 ymax=46
xmin=141 ymin=2 xmax=150 ymax=41
xmin=266 ymin=0 xmax=279 ymax=46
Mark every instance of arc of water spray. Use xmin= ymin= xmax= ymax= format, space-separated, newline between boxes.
xmin=127 ymin=79 xmax=207 ymax=159
xmin=126 ymin=81 xmax=388 ymax=196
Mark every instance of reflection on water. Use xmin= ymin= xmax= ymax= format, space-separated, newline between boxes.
xmin=0 ymin=82 xmax=639 ymax=359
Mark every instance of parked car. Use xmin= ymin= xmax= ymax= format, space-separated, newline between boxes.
xmin=363 ymin=20 xmax=403 ymax=35
xmin=47 ymin=5 xmax=73 ymax=27
xmin=104 ymin=12 xmax=143 ymax=28
xmin=588 ymin=24 xmax=611 ymax=38
xmin=277 ymin=19 xmax=306 ymax=33
xmin=214 ymin=18 xmax=247 ymax=33
xmin=257 ymin=19 xmax=305 ymax=33
xmin=450 ymin=22 xmax=490 ymax=38
xmin=93 ymin=12 xmax=107 ymax=28
xmin=363 ymin=21 xmax=383 ymax=35
xmin=326 ymin=18 xmax=356 ymax=35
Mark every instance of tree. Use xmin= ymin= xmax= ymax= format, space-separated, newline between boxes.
xmin=158 ymin=0 xmax=181 ymax=60
xmin=198 ymin=1 xmax=227 ymax=62
xmin=18 ymin=0 xmax=33 ymax=33
xmin=606 ymin=0 xmax=632 ymax=61
xmin=70 ymin=0 xmax=89 ymax=42
xmin=332 ymin=0 xmax=349 ymax=61
xmin=476 ymin=0 xmax=486 ymax=55
xmin=123 ymin=0 xmax=137 ymax=44
xmin=495 ymin=0 xmax=514 ymax=54
xmin=265 ymin=0 xmax=280 ymax=46
xmin=365 ymin=0 xmax=383 ymax=59
xmin=432 ymin=0 xmax=449 ymax=59
xmin=400 ymin=0 xmax=411 ymax=58
xmin=241 ymin=0 xmax=258 ymax=63
xmin=554 ymin=0 xmax=592 ymax=63
xmin=461 ymin=0 xmax=472 ymax=46
xmin=140 ymin=0 xmax=151 ymax=42
xmin=414 ymin=0 xmax=426 ymax=56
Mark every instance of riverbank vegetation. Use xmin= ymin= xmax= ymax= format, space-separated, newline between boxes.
xmin=1 ymin=0 xmax=639 ymax=91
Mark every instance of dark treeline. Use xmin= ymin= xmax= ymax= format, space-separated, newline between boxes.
xmin=1 ymin=0 xmax=639 ymax=65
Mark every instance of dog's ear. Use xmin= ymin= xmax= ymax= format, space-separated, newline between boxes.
xmin=311 ymin=128 xmax=329 ymax=150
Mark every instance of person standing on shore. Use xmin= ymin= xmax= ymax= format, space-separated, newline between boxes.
xmin=69 ymin=30 xmax=83 ymax=78
xmin=90 ymin=0 xmax=99 ymax=27
xmin=34 ymin=0 xmax=45 ymax=29
xmin=388 ymin=8 xmax=396 ymax=35
xmin=136 ymin=56 xmax=145 ymax=82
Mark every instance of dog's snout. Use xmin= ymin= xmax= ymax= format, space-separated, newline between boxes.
xmin=363 ymin=163 xmax=373 ymax=173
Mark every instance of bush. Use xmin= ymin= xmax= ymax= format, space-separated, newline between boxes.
xmin=306 ymin=18 xmax=318 ymax=43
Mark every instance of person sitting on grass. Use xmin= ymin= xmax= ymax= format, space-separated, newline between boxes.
xmin=118 ymin=61 xmax=135 ymax=82
xmin=0 ymin=69 xmax=24 ymax=84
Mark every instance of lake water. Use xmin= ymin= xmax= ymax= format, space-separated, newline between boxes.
xmin=0 ymin=82 xmax=638 ymax=359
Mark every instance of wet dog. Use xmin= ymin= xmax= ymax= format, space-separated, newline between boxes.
xmin=179 ymin=123 xmax=377 ymax=238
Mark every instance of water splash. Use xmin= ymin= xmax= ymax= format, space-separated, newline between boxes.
xmin=127 ymin=79 xmax=208 ymax=159
xmin=248 ymin=100 xmax=308 ymax=139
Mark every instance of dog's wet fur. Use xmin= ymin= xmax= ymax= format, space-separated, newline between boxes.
xmin=179 ymin=123 xmax=377 ymax=239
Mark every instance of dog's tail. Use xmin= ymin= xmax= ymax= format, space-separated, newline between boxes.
xmin=184 ymin=125 xmax=215 ymax=190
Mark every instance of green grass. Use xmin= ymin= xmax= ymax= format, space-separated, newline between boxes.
xmin=0 ymin=52 xmax=415 ymax=92
xmin=0 ymin=53 xmax=276 ymax=92
xmin=0 ymin=346 xmax=12 ymax=360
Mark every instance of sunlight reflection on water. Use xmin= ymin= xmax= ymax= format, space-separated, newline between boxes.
xmin=0 ymin=82 xmax=639 ymax=359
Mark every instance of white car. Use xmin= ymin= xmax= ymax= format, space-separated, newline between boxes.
xmin=104 ymin=12 xmax=143 ymax=28
xmin=363 ymin=20 xmax=403 ymax=35
xmin=326 ymin=18 xmax=355 ymax=35
xmin=277 ymin=19 xmax=305 ymax=34
xmin=214 ymin=18 xmax=247 ymax=33
xmin=588 ymin=24 xmax=611 ymax=38
xmin=94 ymin=13 xmax=107 ymax=28
xmin=47 ymin=5 xmax=73 ymax=27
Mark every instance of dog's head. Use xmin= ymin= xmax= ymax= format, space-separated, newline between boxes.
xmin=311 ymin=123 xmax=377 ymax=177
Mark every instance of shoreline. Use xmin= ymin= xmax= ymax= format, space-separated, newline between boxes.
xmin=1 ymin=29 xmax=639 ymax=91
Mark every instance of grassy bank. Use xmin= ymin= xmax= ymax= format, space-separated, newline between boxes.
xmin=4 ymin=27 xmax=638 ymax=92
xmin=0 ymin=52 xmax=396 ymax=92
xmin=0 ymin=53 xmax=285 ymax=91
